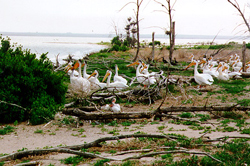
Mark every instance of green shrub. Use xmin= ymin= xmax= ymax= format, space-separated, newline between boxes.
xmin=0 ymin=125 xmax=15 ymax=135
xmin=179 ymin=112 xmax=194 ymax=118
xmin=246 ymin=42 xmax=250 ymax=49
xmin=0 ymin=36 xmax=67 ymax=125
xmin=149 ymin=40 xmax=161 ymax=46
xmin=109 ymin=36 xmax=129 ymax=52
xmin=94 ymin=159 xmax=110 ymax=166
xmin=61 ymin=155 xmax=85 ymax=165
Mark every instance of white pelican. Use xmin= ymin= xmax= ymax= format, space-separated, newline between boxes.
xmin=66 ymin=63 xmax=79 ymax=85
xmin=189 ymin=54 xmax=194 ymax=62
xmin=199 ymin=59 xmax=219 ymax=78
xmin=64 ymin=64 xmax=79 ymax=77
xmin=140 ymin=63 xmax=164 ymax=81
xmin=208 ymin=56 xmax=218 ymax=66
xmin=228 ymin=55 xmax=235 ymax=65
xmin=186 ymin=60 xmax=214 ymax=87
xmin=114 ymin=64 xmax=128 ymax=85
xmin=102 ymin=70 xmax=128 ymax=91
xmin=66 ymin=61 xmax=91 ymax=94
xmin=223 ymin=64 xmax=241 ymax=79
xmin=232 ymin=60 xmax=242 ymax=72
xmin=75 ymin=60 xmax=91 ymax=93
xmin=100 ymin=104 xmax=111 ymax=111
xmin=110 ymin=98 xmax=121 ymax=112
xmin=127 ymin=61 xmax=156 ymax=86
xmin=217 ymin=62 xmax=229 ymax=81
xmin=82 ymin=61 xmax=91 ymax=79
xmin=100 ymin=98 xmax=121 ymax=112
xmin=88 ymin=70 xmax=107 ymax=89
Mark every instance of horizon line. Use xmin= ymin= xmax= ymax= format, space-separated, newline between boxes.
xmin=0 ymin=31 xmax=248 ymax=40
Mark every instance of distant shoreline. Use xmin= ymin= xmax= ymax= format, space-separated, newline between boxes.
xmin=0 ymin=31 xmax=246 ymax=40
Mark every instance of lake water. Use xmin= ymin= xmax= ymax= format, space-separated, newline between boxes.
xmin=1 ymin=32 xmax=248 ymax=64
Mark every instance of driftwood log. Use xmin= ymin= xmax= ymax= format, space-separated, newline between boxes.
xmin=62 ymin=108 xmax=154 ymax=120
xmin=62 ymin=106 xmax=250 ymax=120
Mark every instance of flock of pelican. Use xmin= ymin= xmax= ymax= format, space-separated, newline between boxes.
xmin=65 ymin=53 xmax=247 ymax=106
xmin=65 ymin=60 xmax=163 ymax=92
xmin=65 ymin=60 xmax=163 ymax=112
xmin=185 ymin=54 xmax=246 ymax=87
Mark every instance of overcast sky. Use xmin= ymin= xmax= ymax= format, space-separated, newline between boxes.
xmin=0 ymin=0 xmax=250 ymax=36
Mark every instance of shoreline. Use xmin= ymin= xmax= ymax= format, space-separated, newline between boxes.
xmin=1 ymin=31 xmax=248 ymax=44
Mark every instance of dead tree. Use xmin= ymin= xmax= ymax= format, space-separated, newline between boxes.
xmin=242 ymin=41 xmax=247 ymax=72
xmin=227 ymin=1 xmax=250 ymax=72
xmin=151 ymin=32 xmax=155 ymax=61
xmin=154 ymin=0 xmax=177 ymax=65
xmin=120 ymin=0 xmax=144 ymax=62
xmin=227 ymin=0 xmax=250 ymax=33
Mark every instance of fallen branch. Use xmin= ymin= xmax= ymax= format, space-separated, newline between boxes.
xmin=160 ymin=106 xmax=250 ymax=113
xmin=115 ymin=146 xmax=187 ymax=155
xmin=123 ymin=150 xmax=223 ymax=163
xmin=1 ymin=134 xmax=246 ymax=163
xmin=14 ymin=161 xmax=40 ymax=166
xmin=62 ymin=108 xmax=154 ymax=120
xmin=62 ymin=106 xmax=250 ymax=121
xmin=0 ymin=148 xmax=118 ymax=162
xmin=203 ymin=136 xmax=250 ymax=142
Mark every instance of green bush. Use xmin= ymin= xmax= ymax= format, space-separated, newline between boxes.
xmin=0 ymin=36 xmax=67 ymax=125
xmin=149 ymin=40 xmax=161 ymax=46
xmin=246 ymin=42 xmax=250 ymax=49
xmin=109 ymin=36 xmax=129 ymax=52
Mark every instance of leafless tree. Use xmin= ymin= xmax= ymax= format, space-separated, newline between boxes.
xmin=227 ymin=0 xmax=250 ymax=33
xmin=154 ymin=0 xmax=177 ymax=65
xmin=120 ymin=0 xmax=144 ymax=62
xmin=111 ymin=20 xmax=120 ymax=36
xmin=227 ymin=0 xmax=250 ymax=72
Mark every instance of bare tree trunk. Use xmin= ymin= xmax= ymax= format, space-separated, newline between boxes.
xmin=133 ymin=0 xmax=143 ymax=62
xmin=242 ymin=41 xmax=246 ymax=72
xmin=169 ymin=21 xmax=175 ymax=64
xmin=151 ymin=32 xmax=155 ymax=62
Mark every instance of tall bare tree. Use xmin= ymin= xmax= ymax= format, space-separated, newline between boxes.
xmin=120 ymin=0 xmax=144 ymax=62
xmin=154 ymin=0 xmax=177 ymax=65
xmin=227 ymin=0 xmax=250 ymax=33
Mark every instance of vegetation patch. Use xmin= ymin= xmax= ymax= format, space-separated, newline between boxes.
xmin=0 ymin=125 xmax=15 ymax=135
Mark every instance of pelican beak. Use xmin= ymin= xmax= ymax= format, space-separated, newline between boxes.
xmin=72 ymin=61 xmax=80 ymax=70
xmin=88 ymin=71 xmax=96 ymax=79
xmin=102 ymin=72 xmax=110 ymax=82
xmin=216 ymin=63 xmax=222 ymax=71
xmin=222 ymin=66 xmax=227 ymax=72
xmin=189 ymin=55 xmax=193 ymax=59
xmin=184 ymin=61 xmax=195 ymax=70
xmin=140 ymin=66 xmax=147 ymax=73
xmin=126 ymin=61 xmax=140 ymax=67
xmin=199 ymin=59 xmax=206 ymax=65
xmin=66 ymin=67 xmax=73 ymax=73
xmin=246 ymin=61 xmax=250 ymax=65
xmin=64 ymin=64 xmax=71 ymax=71
xmin=81 ymin=63 xmax=85 ymax=68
